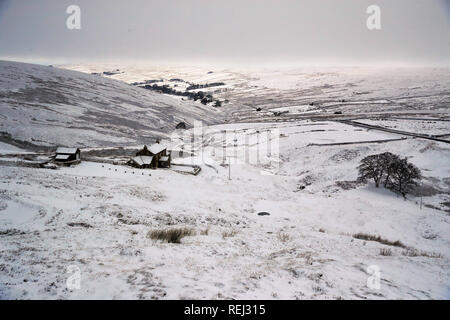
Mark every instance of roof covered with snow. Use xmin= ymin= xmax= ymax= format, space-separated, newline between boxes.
xmin=55 ymin=154 xmax=70 ymax=160
xmin=131 ymin=155 xmax=153 ymax=166
xmin=56 ymin=147 xmax=79 ymax=155
xmin=147 ymin=144 xmax=166 ymax=155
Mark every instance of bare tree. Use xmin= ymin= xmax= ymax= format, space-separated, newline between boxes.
xmin=380 ymin=152 xmax=400 ymax=187
xmin=386 ymin=157 xmax=422 ymax=198
xmin=357 ymin=154 xmax=385 ymax=187
xmin=357 ymin=152 xmax=421 ymax=198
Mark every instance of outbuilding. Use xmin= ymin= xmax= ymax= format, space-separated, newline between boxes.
xmin=54 ymin=147 xmax=81 ymax=165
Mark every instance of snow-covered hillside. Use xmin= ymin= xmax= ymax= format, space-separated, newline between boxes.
xmin=0 ymin=62 xmax=448 ymax=300
xmin=0 ymin=61 xmax=221 ymax=149
xmin=0 ymin=118 xmax=449 ymax=299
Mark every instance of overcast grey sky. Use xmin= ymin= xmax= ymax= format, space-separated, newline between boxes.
xmin=0 ymin=0 xmax=449 ymax=66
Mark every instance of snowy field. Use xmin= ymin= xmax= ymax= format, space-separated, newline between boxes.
xmin=0 ymin=119 xmax=449 ymax=299
xmin=0 ymin=62 xmax=449 ymax=300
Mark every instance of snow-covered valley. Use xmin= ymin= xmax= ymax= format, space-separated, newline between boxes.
xmin=0 ymin=61 xmax=449 ymax=299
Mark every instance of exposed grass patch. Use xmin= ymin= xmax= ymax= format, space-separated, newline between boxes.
xmin=336 ymin=180 xmax=361 ymax=190
xmin=277 ymin=232 xmax=291 ymax=242
xmin=200 ymin=227 xmax=210 ymax=236
xmin=402 ymin=248 xmax=443 ymax=258
xmin=318 ymin=228 xmax=326 ymax=233
xmin=379 ymin=248 xmax=392 ymax=256
xmin=353 ymin=233 xmax=407 ymax=248
xmin=0 ymin=229 xmax=26 ymax=236
xmin=147 ymin=227 xmax=196 ymax=243
xmin=67 ymin=222 xmax=93 ymax=228
xmin=222 ymin=229 xmax=238 ymax=238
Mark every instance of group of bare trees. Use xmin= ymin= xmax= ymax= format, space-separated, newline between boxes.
xmin=357 ymin=152 xmax=422 ymax=198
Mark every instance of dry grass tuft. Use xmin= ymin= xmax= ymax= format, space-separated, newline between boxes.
xmin=277 ymin=232 xmax=291 ymax=242
xmin=379 ymin=248 xmax=392 ymax=256
xmin=402 ymin=249 xmax=442 ymax=258
xmin=222 ymin=229 xmax=239 ymax=238
xmin=353 ymin=233 xmax=407 ymax=248
xmin=147 ymin=227 xmax=196 ymax=243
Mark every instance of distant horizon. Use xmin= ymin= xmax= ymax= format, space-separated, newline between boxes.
xmin=1 ymin=0 xmax=449 ymax=68
xmin=1 ymin=56 xmax=450 ymax=70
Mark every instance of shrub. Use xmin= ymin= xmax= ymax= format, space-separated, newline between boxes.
xmin=147 ymin=227 xmax=195 ymax=243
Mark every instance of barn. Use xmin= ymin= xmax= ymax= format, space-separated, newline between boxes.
xmin=54 ymin=147 xmax=81 ymax=165
xmin=128 ymin=144 xmax=171 ymax=169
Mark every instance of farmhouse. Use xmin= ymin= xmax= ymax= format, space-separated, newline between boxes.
xmin=128 ymin=144 xmax=171 ymax=169
xmin=54 ymin=147 xmax=81 ymax=165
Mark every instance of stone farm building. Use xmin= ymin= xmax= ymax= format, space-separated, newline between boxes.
xmin=128 ymin=144 xmax=171 ymax=169
xmin=54 ymin=147 xmax=81 ymax=165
